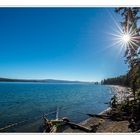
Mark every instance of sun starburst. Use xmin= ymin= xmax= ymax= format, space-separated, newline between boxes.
xmin=106 ymin=10 xmax=140 ymax=57
xmin=108 ymin=17 xmax=140 ymax=54
xmin=112 ymin=27 xmax=140 ymax=52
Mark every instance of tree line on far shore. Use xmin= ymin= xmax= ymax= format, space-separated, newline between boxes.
xmin=101 ymin=61 xmax=140 ymax=91
xmin=101 ymin=74 xmax=129 ymax=86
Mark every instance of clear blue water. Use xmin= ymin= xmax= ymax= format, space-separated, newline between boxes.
xmin=0 ymin=82 xmax=115 ymax=132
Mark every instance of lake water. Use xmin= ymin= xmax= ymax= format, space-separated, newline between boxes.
xmin=0 ymin=82 xmax=115 ymax=132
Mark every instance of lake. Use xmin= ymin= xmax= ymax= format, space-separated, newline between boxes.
xmin=0 ymin=82 xmax=115 ymax=132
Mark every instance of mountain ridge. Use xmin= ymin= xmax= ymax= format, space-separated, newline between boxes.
xmin=0 ymin=77 xmax=92 ymax=83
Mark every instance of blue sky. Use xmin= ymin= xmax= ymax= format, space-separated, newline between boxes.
xmin=0 ymin=8 xmax=128 ymax=82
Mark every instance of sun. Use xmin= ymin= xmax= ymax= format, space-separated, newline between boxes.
xmin=109 ymin=22 xmax=139 ymax=50
xmin=122 ymin=33 xmax=131 ymax=43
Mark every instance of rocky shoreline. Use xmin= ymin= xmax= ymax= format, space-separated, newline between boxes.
xmin=64 ymin=85 xmax=132 ymax=133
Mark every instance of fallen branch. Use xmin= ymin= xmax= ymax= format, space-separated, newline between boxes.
xmin=87 ymin=113 xmax=109 ymax=119
xmin=66 ymin=122 xmax=92 ymax=132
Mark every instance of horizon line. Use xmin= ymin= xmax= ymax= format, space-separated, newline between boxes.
xmin=0 ymin=76 xmax=99 ymax=83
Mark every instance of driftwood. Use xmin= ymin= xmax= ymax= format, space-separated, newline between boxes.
xmin=87 ymin=113 xmax=109 ymax=119
xmin=66 ymin=121 xmax=101 ymax=132
xmin=43 ymin=114 xmax=102 ymax=133
xmin=66 ymin=122 xmax=92 ymax=132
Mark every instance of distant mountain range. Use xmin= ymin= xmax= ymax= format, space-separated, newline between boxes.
xmin=0 ymin=77 xmax=94 ymax=84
